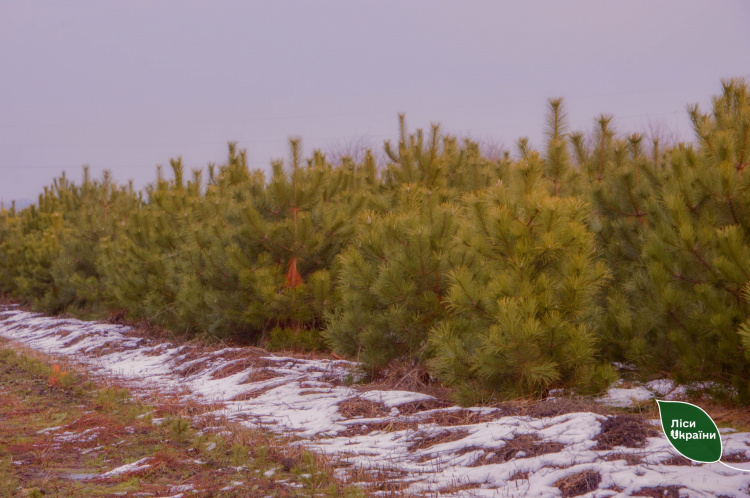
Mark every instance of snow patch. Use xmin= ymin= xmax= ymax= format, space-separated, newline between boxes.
xmin=3 ymin=307 xmax=750 ymax=497
xmin=645 ymin=378 xmax=675 ymax=396
xmin=100 ymin=457 xmax=152 ymax=478
xmin=598 ymin=386 xmax=654 ymax=407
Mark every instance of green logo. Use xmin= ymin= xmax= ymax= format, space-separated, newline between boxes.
xmin=656 ymin=400 xmax=721 ymax=462
xmin=656 ymin=400 xmax=749 ymax=472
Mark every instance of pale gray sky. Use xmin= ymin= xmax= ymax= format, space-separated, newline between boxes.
xmin=1 ymin=1 xmax=749 ymax=203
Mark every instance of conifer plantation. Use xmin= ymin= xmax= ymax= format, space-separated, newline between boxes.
xmin=2 ymin=79 xmax=749 ymax=404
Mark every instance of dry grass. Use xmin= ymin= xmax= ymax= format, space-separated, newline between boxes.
xmin=10 ymin=302 xmax=750 ymax=496
xmin=626 ymin=392 xmax=750 ymax=433
xmin=149 ymin=392 xmax=224 ymax=418
xmin=467 ymin=434 xmax=565 ymax=467
xmin=61 ymin=334 xmax=88 ymax=349
xmin=86 ymin=342 xmax=131 ymax=357
xmin=395 ymin=398 xmax=452 ymax=415
xmin=0 ymin=337 xmax=82 ymax=378
xmin=342 ymin=465 xmax=411 ymax=495
xmin=0 ymin=341 xmax=367 ymax=497
xmin=407 ymin=429 xmax=469 ymax=452
xmin=339 ymin=397 xmax=389 ymax=419
xmin=436 ymin=480 xmax=484 ymax=495
xmin=339 ymin=419 xmax=420 ymax=438
xmin=554 ymin=470 xmax=602 ymax=497
xmin=410 ymin=408 xmax=503 ymax=426
xmin=633 ymin=485 xmax=683 ymax=497
xmin=602 ymin=452 xmax=643 ymax=465
xmin=54 ymin=328 xmax=73 ymax=338
xmin=334 ymin=396 xmax=463 ymax=438
xmin=174 ymin=357 xmax=214 ymax=377
xmin=400 ymin=396 xmax=619 ymax=433
xmin=242 ymin=367 xmax=281 ymax=383
xmin=594 ymin=414 xmax=660 ymax=450
xmin=723 ymin=452 xmax=750 ymax=463
xmin=356 ymin=359 xmax=453 ymax=401
xmin=230 ymin=384 xmax=283 ymax=401
xmin=209 ymin=359 xmax=255 ymax=379
xmin=660 ymin=455 xmax=693 ymax=466
xmin=508 ymin=470 xmax=529 ymax=480
xmin=699 ymin=402 xmax=750 ymax=433
xmin=503 ymin=396 xmax=614 ymax=418
xmin=0 ymin=293 xmax=19 ymax=305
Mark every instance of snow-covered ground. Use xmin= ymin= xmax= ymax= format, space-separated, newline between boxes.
xmin=1 ymin=305 xmax=749 ymax=497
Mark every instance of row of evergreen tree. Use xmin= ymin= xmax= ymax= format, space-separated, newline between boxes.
xmin=2 ymin=79 xmax=749 ymax=404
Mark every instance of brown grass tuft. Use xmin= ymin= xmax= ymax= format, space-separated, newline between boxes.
xmin=633 ymin=485 xmax=683 ymax=497
xmin=438 ymin=480 xmax=484 ymax=495
xmin=174 ymin=358 xmax=213 ymax=377
xmin=555 ymin=470 xmax=602 ymax=497
xmin=339 ymin=419 xmax=419 ymax=437
xmin=508 ymin=470 xmax=529 ymax=480
xmin=661 ymin=455 xmax=693 ymax=466
xmin=468 ymin=434 xmax=564 ymax=466
xmin=338 ymin=397 xmax=389 ymax=419
xmin=230 ymin=384 xmax=280 ymax=401
xmin=67 ymin=412 xmax=125 ymax=432
xmin=508 ymin=397 xmax=613 ymax=419
xmin=407 ymin=429 xmax=469 ymax=452
xmin=209 ymin=359 xmax=254 ymax=380
xmin=62 ymin=335 xmax=87 ymax=349
xmin=411 ymin=408 xmax=503 ymax=427
xmin=603 ymin=452 xmax=643 ymax=465
xmin=0 ymin=392 xmax=23 ymax=410
xmin=395 ymin=398 xmax=452 ymax=415
xmin=594 ymin=414 xmax=660 ymax=450
xmin=723 ymin=452 xmax=750 ymax=463
xmin=242 ymin=368 xmax=281 ymax=384
xmin=357 ymin=358 xmax=453 ymax=400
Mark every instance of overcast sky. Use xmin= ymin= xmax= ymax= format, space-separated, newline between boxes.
xmin=1 ymin=1 xmax=749 ymax=203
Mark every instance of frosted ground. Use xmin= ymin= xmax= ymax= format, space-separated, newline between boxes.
xmin=1 ymin=305 xmax=749 ymax=497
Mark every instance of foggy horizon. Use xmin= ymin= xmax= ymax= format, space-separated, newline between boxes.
xmin=2 ymin=1 xmax=749 ymax=203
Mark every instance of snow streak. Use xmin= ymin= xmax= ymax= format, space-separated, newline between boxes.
xmin=2 ymin=306 xmax=749 ymax=496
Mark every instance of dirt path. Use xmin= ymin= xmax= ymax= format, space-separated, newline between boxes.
xmin=2 ymin=305 xmax=750 ymax=497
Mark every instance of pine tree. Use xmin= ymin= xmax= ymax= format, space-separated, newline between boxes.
xmin=382 ymin=115 xmax=506 ymax=200
xmin=101 ymin=159 xmax=194 ymax=328
xmin=223 ymin=139 xmax=364 ymax=339
xmin=5 ymin=80 xmax=750 ymax=407
xmin=325 ymin=185 xmax=467 ymax=373
xmin=48 ymin=168 xmax=139 ymax=313
xmin=576 ymin=118 xmax=667 ymax=364
xmin=0 ymin=201 xmax=20 ymax=295
xmin=542 ymin=98 xmax=578 ymax=197
xmin=638 ymin=79 xmax=750 ymax=401
xmin=383 ymin=115 xmax=445 ymax=190
xmin=429 ymin=150 xmax=614 ymax=402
